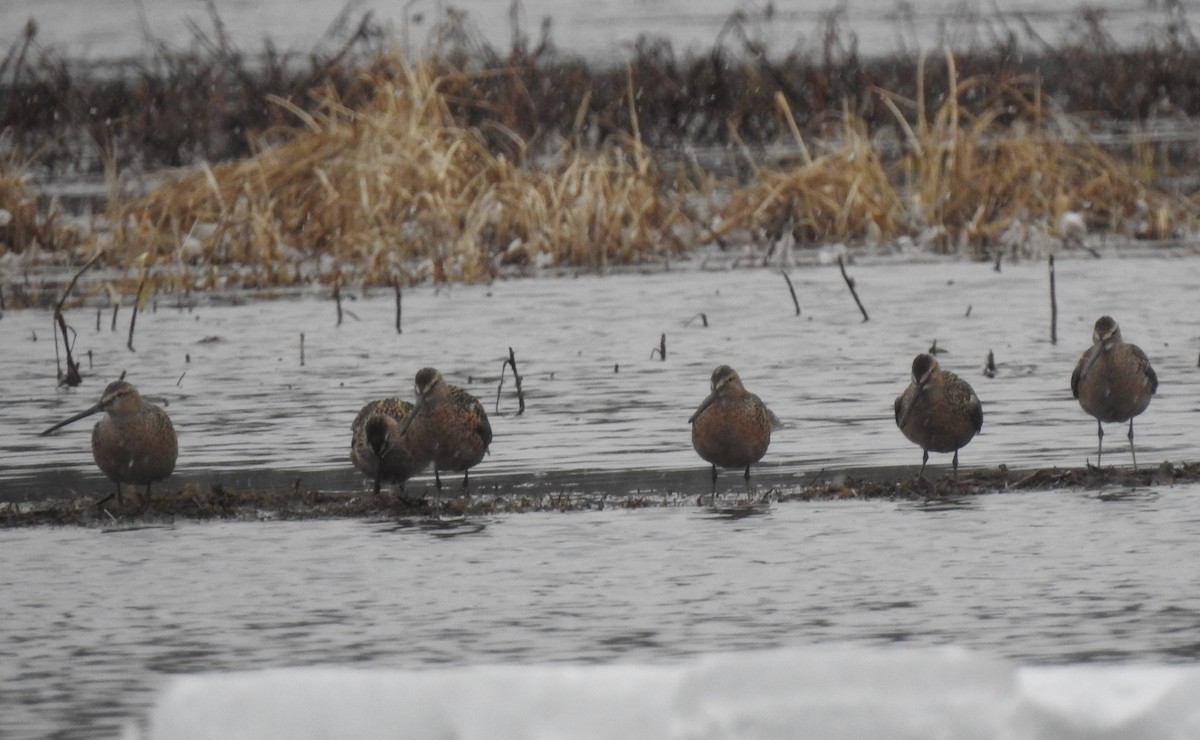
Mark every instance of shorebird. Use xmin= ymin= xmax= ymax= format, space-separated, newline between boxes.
xmin=689 ymin=365 xmax=780 ymax=497
xmin=40 ymin=379 xmax=177 ymax=505
xmin=1071 ymin=316 xmax=1157 ymax=469
xmin=396 ymin=368 xmax=492 ymax=493
xmin=894 ymin=353 xmax=983 ymax=480
xmin=350 ymin=398 xmax=432 ymax=495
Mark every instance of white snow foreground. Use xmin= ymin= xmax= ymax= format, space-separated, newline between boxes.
xmin=130 ymin=646 xmax=1200 ymax=739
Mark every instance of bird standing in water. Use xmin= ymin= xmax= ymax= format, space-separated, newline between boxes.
xmin=689 ymin=365 xmax=780 ymax=499
xmin=41 ymin=379 xmax=178 ymax=506
xmin=894 ymin=354 xmax=983 ymax=480
xmin=350 ymin=398 xmax=431 ymax=495
xmin=396 ymin=368 xmax=492 ymax=495
xmin=1071 ymin=316 xmax=1157 ymax=469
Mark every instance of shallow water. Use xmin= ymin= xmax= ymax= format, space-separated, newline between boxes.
xmin=2 ymin=253 xmax=1198 ymax=499
xmin=5 ymin=486 xmax=1200 ymax=738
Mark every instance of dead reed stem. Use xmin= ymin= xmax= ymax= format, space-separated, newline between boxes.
xmin=51 ymin=251 xmax=101 ymax=387
xmin=127 ymin=270 xmax=147 ymax=352
xmin=780 ymin=269 xmax=800 ymax=316
xmin=1049 ymin=255 xmax=1058 ymax=345
xmin=837 ymin=256 xmax=869 ymax=322
xmin=496 ymin=347 xmax=526 ymax=415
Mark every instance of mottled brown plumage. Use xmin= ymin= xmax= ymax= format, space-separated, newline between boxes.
xmin=397 ymin=368 xmax=492 ymax=492
xmin=1071 ymin=316 xmax=1157 ymax=469
xmin=689 ymin=365 xmax=780 ymax=494
xmin=894 ymin=354 xmax=983 ymax=480
xmin=350 ymin=398 xmax=431 ymax=494
xmin=41 ymin=379 xmax=177 ymax=503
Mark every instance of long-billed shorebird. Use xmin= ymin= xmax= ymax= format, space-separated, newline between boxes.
xmin=1071 ymin=316 xmax=1157 ymax=469
xmin=350 ymin=398 xmax=432 ymax=495
xmin=689 ymin=365 xmax=780 ymax=497
xmin=396 ymin=368 xmax=492 ymax=493
xmin=894 ymin=353 xmax=983 ymax=480
xmin=40 ymin=379 xmax=178 ymax=505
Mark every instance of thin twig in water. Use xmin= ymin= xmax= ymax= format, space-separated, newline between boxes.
xmin=393 ymin=277 xmax=403 ymax=334
xmin=333 ymin=277 xmax=344 ymax=326
xmin=127 ymin=273 xmax=147 ymax=352
xmin=837 ymin=256 xmax=869 ymax=322
xmin=650 ymin=333 xmax=666 ymax=360
xmin=1049 ymin=255 xmax=1057 ymax=345
xmin=780 ymin=269 xmax=800 ymax=316
xmin=496 ymin=347 xmax=526 ymax=415
xmin=52 ymin=251 xmax=101 ymax=387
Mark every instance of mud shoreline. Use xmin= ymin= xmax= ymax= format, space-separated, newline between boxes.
xmin=4 ymin=460 xmax=1195 ymax=528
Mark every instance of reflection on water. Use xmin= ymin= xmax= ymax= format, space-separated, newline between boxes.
xmin=3 ymin=255 xmax=1198 ymax=500
xmin=4 ymin=488 xmax=1200 ymax=738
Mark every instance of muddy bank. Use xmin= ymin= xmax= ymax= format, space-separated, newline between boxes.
xmin=4 ymin=460 xmax=1196 ymax=528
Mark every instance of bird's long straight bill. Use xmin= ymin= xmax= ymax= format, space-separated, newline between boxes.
xmin=39 ymin=403 xmax=103 ymax=436
xmin=394 ymin=395 xmax=425 ymax=438
xmin=688 ymin=393 xmax=718 ymax=425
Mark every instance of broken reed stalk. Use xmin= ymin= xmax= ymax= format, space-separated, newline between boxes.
xmin=496 ymin=347 xmax=526 ymax=415
xmin=333 ymin=277 xmax=343 ymax=327
xmin=1049 ymin=255 xmax=1057 ymax=345
xmin=684 ymin=313 xmax=708 ymax=327
xmin=780 ymin=269 xmax=800 ymax=316
xmin=393 ymin=278 xmax=402 ymax=334
xmin=651 ymin=333 xmax=666 ymax=360
xmin=111 ymin=303 xmax=119 ymax=331
xmin=127 ymin=273 xmax=147 ymax=352
xmin=837 ymin=256 xmax=869 ymax=322
xmin=300 ymin=333 xmax=305 ymax=366
xmin=984 ymin=350 xmax=996 ymax=378
xmin=51 ymin=251 xmax=102 ymax=387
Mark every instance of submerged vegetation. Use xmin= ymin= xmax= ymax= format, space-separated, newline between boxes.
xmin=1 ymin=4 xmax=1200 ymax=298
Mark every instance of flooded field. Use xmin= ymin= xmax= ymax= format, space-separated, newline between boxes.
xmin=4 ymin=252 xmax=1200 ymax=738
xmin=3 ymin=251 xmax=1199 ymax=501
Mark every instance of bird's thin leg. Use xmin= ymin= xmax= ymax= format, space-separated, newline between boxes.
xmin=1096 ymin=420 xmax=1104 ymax=468
xmin=744 ymin=465 xmax=752 ymax=504
xmin=373 ymin=476 xmax=382 ymax=495
xmin=952 ymin=450 xmax=959 ymax=482
xmin=918 ymin=450 xmax=929 ymax=480
xmin=1128 ymin=419 xmax=1138 ymax=471
xmin=710 ymin=464 xmax=718 ymax=507
xmin=434 ymin=465 xmax=443 ymax=516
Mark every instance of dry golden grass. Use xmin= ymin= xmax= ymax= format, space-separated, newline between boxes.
xmin=3 ymin=52 xmax=1195 ymax=296
xmin=112 ymin=58 xmax=699 ymax=289
xmin=0 ymin=151 xmax=84 ymax=260
xmin=715 ymin=54 xmax=1196 ymax=255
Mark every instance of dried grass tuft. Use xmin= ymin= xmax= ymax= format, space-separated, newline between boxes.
xmin=716 ymin=54 xmax=1197 ymax=256
xmin=113 ymin=57 xmax=699 ymax=289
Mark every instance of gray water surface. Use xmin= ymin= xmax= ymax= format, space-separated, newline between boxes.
xmin=5 ymin=488 xmax=1200 ymax=739
xmin=3 ymin=254 xmax=1198 ymax=498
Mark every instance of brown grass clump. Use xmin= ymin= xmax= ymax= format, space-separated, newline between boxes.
xmin=716 ymin=54 xmax=1197 ymax=257
xmin=113 ymin=57 xmax=699 ymax=288
xmin=0 ymin=151 xmax=84 ymax=258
